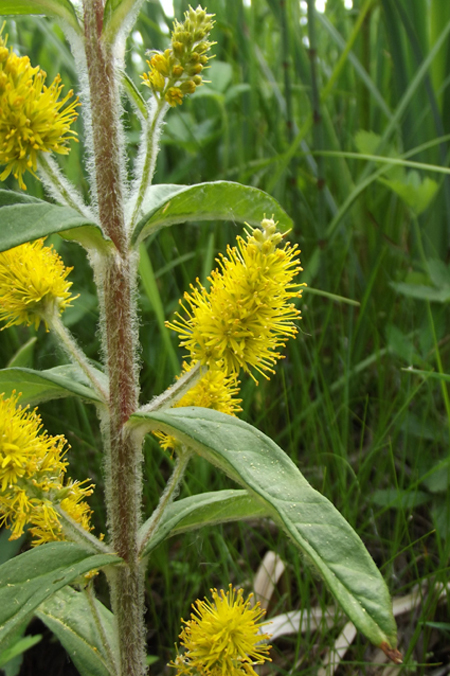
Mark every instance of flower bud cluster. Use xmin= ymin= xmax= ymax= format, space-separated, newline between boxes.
xmin=142 ymin=5 xmax=215 ymax=106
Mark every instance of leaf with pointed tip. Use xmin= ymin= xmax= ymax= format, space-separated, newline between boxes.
xmin=0 ymin=365 xmax=106 ymax=405
xmin=103 ymin=0 xmax=143 ymax=44
xmin=37 ymin=587 xmax=118 ymax=676
xmin=130 ymin=407 xmax=398 ymax=650
xmin=131 ymin=181 xmax=294 ymax=245
xmin=0 ymin=543 xmax=120 ymax=651
xmin=0 ymin=191 xmax=107 ymax=253
xmin=139 ymin=489 xmax=269 ymax=556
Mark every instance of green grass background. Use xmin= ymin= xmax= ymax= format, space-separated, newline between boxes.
xmin=1 ymin=0 xmax=450 ymax=673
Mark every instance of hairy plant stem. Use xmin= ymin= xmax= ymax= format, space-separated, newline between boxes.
xmin=37 ymin=154 xmax=93 ymax=219
xmin=129 ymin=100 xmax=168 ymax=229
xmin=82 ymin=1 xmax=145 ymax=674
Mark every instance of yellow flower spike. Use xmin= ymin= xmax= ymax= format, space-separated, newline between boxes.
xmin=171 ymin=585 xmax=272 ymax=676
xmin=167 ymin=218 xmax=305 ymax=381
xmin=0 ymin=392 xmax=95 ymax=545
xmin=0 ymin=28 xmax=79 ymax=190
xmin=154 ymin=362 xmax=242 ymax=452
xmin=141 ymin=5 xmax=215 ymax=105
xmin=0 ymin=238 xmax=78 ymax=330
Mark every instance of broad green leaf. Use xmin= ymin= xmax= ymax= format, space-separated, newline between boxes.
xmin=380 ymin=173 xmax=438 ymax=215
xmin=37 ymin=587 xmax=118 ymax=676
xmin=0 ymin=543 xmax=120 ymax=651
xmin=0 ymin=0 xmax=81 ymax=32
xmin=131 ymin=407 xmax=398 ymax=649
xmin=140 ymin=489 xmax=270 ymax=556
xmin=390 ymin=281 xmax=450 ymax=302
xmin=131 ymin=181 xmax=294 ymax=246
xmin=0 ymin=365 xmax=105 ymax=405
xmin=0 ymin=192 xmax=107 ymax=253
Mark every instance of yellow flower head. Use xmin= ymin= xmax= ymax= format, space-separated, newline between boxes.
xmin=0 ymin=27 xmax=79 ymax=190
xmin=0 ymin=392 xmax=94 ymax=545
xmin=171 ymin=586 xmax=272 ymax=676
xmin=0 ymin=238 xmax=77 ymax=330
xmin=154 ymin=362 xmax=242 ymax=452
xmin=142 ymin=5 xmax=215 ymax=106
xmin=167 ymin=218 xmax=305 ymax=380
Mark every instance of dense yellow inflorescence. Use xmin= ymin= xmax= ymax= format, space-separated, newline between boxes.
xmin=167 ymin=218 xmax=305 ymax=380
xmin=0 ymin=27 xmax=79 ymax=189
xmin=0 ymin=238 xmax=77 ymax=330
xmin=0 ymin=392 xmax=94 ymax=545
xmin=171 ymin=586 xmax=272 ymax=676
xmin=142 ymin=5 xmax=215 ymax=106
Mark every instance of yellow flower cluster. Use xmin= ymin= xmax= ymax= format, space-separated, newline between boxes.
xmin=171 ymin=586 xmax=271 ymax=676
xmin=0 ymin=27 xmax=79 ymax=190
xmin=142 ymin=5 xmax=215 ymax=106
xmin=167 ymin=218 xmax=304 ymax=379
xmin=0 ymin=392 xmax=94 ymax=545
xmin=0 ymin=238 xmax=77 ymax=330
xmin=154 ymin=363 xmax=242 ymax=452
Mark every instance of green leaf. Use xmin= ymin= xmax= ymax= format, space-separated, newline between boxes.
xmin=6 ymin=338 xmax=37 ymax=369
xmin=390 ymin=281 xmax=450 ymax=302
xmin=0 ymin=543 xmax=121 ymax=651
xmin=0 ymin=0 xmax=81 ymax=32
xmin=371 ymin=488 xmax=431 ymax=509
xmin=380 ymin=172 xmax=439 ymax=215
xmin=131 ymin=182 xmax=294 ymax=246
xmin=131 ymin=407 xmax=398 ymax=649
xmin=103 ymin=0 xmax=143 ymax=44
xmin=0 ymin=365 xmax=105 ymax=405
xmin=36 ymin=587 xmax=118 ymax=676
xmin=0 ymin=634 xmax=42 ymax=669
xmin=0 ymin=192 xmax=107 ymax=253
xmin=140 ymin=489 xmax=270 ymax=557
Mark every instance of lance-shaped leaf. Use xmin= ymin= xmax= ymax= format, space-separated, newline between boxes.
xmin=0 ymin=365 xmax=106 ymax=406
xmin=37 ymin=587 xmax=118 ymax=676
xmin=139 ymin=489 xmax=270 ymax=557
xmin=103 ymin=0 xmax=144 ymax=45
xmin=0 ymin=543 xmax=120 ymax=651
xmin=131 ymin=181 xmax=294 ymax=246
xmin=130 ymin=407 xmax=398 ymax=650
xmin=0 ymin=191 xmax=107 ymax=253
xmin=0 ymin=0 xmax=81 ymax=33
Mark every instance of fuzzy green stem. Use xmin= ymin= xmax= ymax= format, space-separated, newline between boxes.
xmin=128 ymin=100 xmax=168 ymax=229
xmin=38 ymin=154 xmax=94 ymax=220
xmin=82 ymin=1 xmax=145 ymax=674
xmin=56 ymin=503 xmax=112 ymax=554
xmin=139 ymin=362 xmax=202 ymax=414
xmin=46 ymin=311 xmax=108 ymax=402
xmin=138 ymin=450 xmax=191 ymax=556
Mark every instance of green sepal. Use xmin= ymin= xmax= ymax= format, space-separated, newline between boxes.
xmin=139 ymin=489 xmax=269 ymax=557
xmin=0 ymin=0 xmax=81 ymax=33
xmin=0 ymin=543 xmax=121 ymax=651
xmin=0 ymin=191 xmax=108 ymax=253
xmin=131 ymin=181 xmax=294 ymax=246
xmin=0 ymin=364 xmax=106 ymax=405
xmin=36 ymin=587 xmax=118 ymax=676
xmin=130 ymin=406 xmax=398 ymax=650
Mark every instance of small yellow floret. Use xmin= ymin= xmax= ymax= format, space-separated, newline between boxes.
xmin=0 ymin=392 xmax=94 ymax=545
xmin=171 ymin=585 xmax=272 ymax=676
xmin=0 ymin=27 xmax=79 ymax=190
xmin=154 ymin=362 xmax=242 ymax=451
xmin=0 ymin=238 xmax=77 ymax=330
xmin=167 ymin=218 xmax=305 ymax=380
